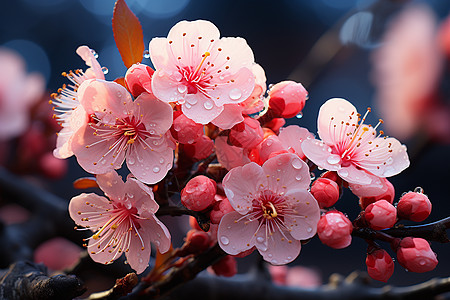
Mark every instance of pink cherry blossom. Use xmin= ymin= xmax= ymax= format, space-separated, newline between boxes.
xmin=71 ymin=79 xmax=174 ymax=184
xmin=215 ymin=135 xmax=251 ymax=170
xmin=218 ymin=153 xmax=320 ymax=265
xmin=69 ymin=171 xmax=171 ymax=274
xmin=211 ymin=63 xmax=267 ymax=129
xmin=149 ymin=20 xmax=255 ymax=124
xmin=52 ymin=45 xmax=105 ymax=159
xmin=0 ymin=47 xmax=45 ymax=140
xmin=372 ymin=5 xmax=442 ymax=140
xmin=301 ymin=98 xmax=410 ymax=185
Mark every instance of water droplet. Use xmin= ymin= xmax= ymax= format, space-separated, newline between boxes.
xmin=153 ymin=166 xmax=160 ymax=173
xmin=268 ymin=253 xmax=273 ymax=258
xmin=177 ymin=85 xmax=187 ymax=93
xmin=187 ymin=96 xmax=198 ymax=105
xmin=229 ymin=88 xmax=242 ymax=100
xmin=272 ymin=259 xmax=278 ymax=264
xmin=173 ymin=72 xmax=183 ymax=82
xmin=310 ymin=172 xmax=316 ymax=181
xmin=295 ymin=175 xmax=302 ymax=181
xmin=90 ymin=49 xmax=98 ymax=58
xmin=159 ymin=158 xmax=165 ymax=164
xmin=220 ymin=236 xmax=230 ymax=245
xmin=296 ymin=112 xmax=303 ymax=119
xmin=155 ymin=240 xmax=160 ymax=247
xmin=338 ymin=106 xmax=345 ymax=112
xmin=256 ymin=237 xmax=264 ymax=243
xmin=142 ymin=172 xmax=147 ymax=176
xmin=185 ymin=103 xmax=192 ymax=109
xmin=143 ymin=50 xmax=150 ymax=59
xmin=224 ymin=188 xmax=234 ymax=199
xmin=219 ymin=75 xmax=225 ymax=80
xmin=386 ymin=157 xmax=393 ymax=165
xmin=307 ymin=227 xmax=312 ymax=233
xmin=139 ymin=258 xmax=143 ymax=263
xmin=101 ymin=67 xmax=109 ymax=75
xmin=204 ymin=100 xmax=214 ymax=110
xmin=340 ymin=169 xmax=348 ymax=177
xmin=327 ymin=154 xmax=341 ymax=165
xmin=414 ymin=187 xmax=424 ymax=193
xmin=292 ymin=159 xmax=303 ymax=169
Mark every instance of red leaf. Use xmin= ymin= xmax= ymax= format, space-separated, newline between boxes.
xmin=112 ymin=0 xmax=145 ymax=69
xmin=73 ymin=177 xmax=99 ymax=189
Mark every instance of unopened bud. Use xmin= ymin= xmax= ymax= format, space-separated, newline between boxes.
xmin=171 ymin=111 xmax=204 ymax=144
xmin=365 ymin=200 xmax=397 ymax=230
xmin=317 ymin=211 xmax=352 ymax=249
xmin=310 ymin=178 xmax=340 ymax=208
xmin=396 ymin=237 xmax=438 ymax=273
xmin=366 ymin=248 xmax=394 ymax=282
xmin=124 ymin=63 xmax=154 ymax=97
xmin=268 ymin=81 xmax=307 ymax=118
xmin=211 ymin=255 xmax=237 ymax=277
xmin=397 ymin=191 xmax=431 ymax=222
xmin=181 ymin=175 xmax=216 ymax=211
xmin=210 ymin=198 xmax=234 ymax=224
xmin=359 ymin=179 xmax=395 ymax=209
xmin=182 ymin=135 xmax=214 ymax=160
xmin=229 ymin=117 xmax=264 ymax=149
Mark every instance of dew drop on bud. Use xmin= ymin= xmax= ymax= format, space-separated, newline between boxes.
xmin=296 ymin=112 xmax=303 ymax=119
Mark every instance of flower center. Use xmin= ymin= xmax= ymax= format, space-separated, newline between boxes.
xmin=261 ymin=201 xmax=278 ymax=220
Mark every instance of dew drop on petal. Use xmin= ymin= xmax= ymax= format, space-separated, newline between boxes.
xmin=340 ymin=169 xmax=348 ymax=177
xmin=307 ymin=227 xmax=312 ymax=233
xmin=153 ymin=166 xmax=160 ymax=173
xmin=220 ymin=236 xmax=230 ymax=245
xmin=90 ymin=49 xmax=98 ymax=58
xmin=229 ymin=88 xmax=242 ymax=100
xmin=268 ymin=253 xmax=273 ymax=258
xmin=177 ymin=85 xmax=187 ymax=93
xmin=265 ymin=139 xmax=273 ymax=147
xmin=187 ymin=96 xmax=198 ymax=105
xmin=204 ymin=100 xmax=214 ymax=110
xmin=256 ymin=237 xmax=264 ymax=243
xmin=327 ymin=154 xmax=341 ymax=165
xmin=159 ymin=158 xmax=165 ymax=164
xmin=292 ymin=159 xmax=303 ymax=169
xmin=295 ymin=175 xmax=302 ymax=181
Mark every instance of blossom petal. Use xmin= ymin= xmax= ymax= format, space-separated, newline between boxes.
xmin=222 ymin=162 xmax=266 ymax=214
xmin=144 ymin=214 xmax=172 ymax=254
xmin=78 ymin=79 xmax=132 ymax=118
xmin=76 ymin=46 xmax=105 ymax=80
xmin=215 ymin=136 xmax=250 ymax=170
xmin=181 ymin=95 xmax=224 ymax=124
xmin=208 ymin=37 xmax=254 ymax=75
xmin=337 ymin=164 xmax=372 ymax=184
xmin=301 ymin=138 xmax=341 ymax=171
xmin=149 ymin=38 xmax=170 ymax=70
xmin=317 ymin=98 xmax=358 ymax=145
xmin=211 ymin=104 xmax=244 ymax=129
xmin=255 ymin=223 xmax=301 ymax=265
xmin=134 ymin=93 xmax=173 ymax=134
xmin=72 ymin=123 xmax=127 ymax=174
xmin=151 ymin=69 xmax=186 ymax=104
xmin=126 ymin=139 xmax=173 ymax=184
xmin=96 ymin=171 xmax=127 ymax=201
xmin=218 ymin=211 xmax=259 ymax=255
xmin=126 ymin=223 xmax=152 ymax=274
xmin=208 ymin=67 xmax=255 ymax=106
xmin=279 ymin=126 xmax=314 ymax=159
xmin=284 ymin=189 xmax=320 ymax=240
xmin=126 ymin=177 xmax=159 ymax=215
xmin=69 ymin=193 xmax=112 ymax=230
xmin=262 ymin=153 xmax=311 ymax=193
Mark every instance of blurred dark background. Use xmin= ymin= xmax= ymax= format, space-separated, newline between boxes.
xmin=1 ymin=0 xmax=450 ymax=288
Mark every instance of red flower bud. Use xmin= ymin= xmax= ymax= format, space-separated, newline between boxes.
xmin=268 ymin=81 xmax=307 ymax=118
xmin=181 ymin=175 xmax=216 ymax=211
xmin=124 ymin=63 xmax=154 ymax=98
xmin=317 ymin=211 xmax=352 ymax=249
xmin=170 ymin=111 xmax=203 ymax=144
xmin=229 ymin=117 xmax=264 ymax=149
xmin=211 ymin=255 xmax=237 ymax=277
xmin=366 ymin=248 xmax=394 ymax=282
xmin=359 ymin=179 xmax=395 ymax=209
xmin=210 ymin=198 xmax=234 ymax=224
xmin=310 ymin=178 xmax=340 ymax=208
xmin=396 ymin=237 xmax=438 ymax=273
xmin=397 ymin=191 xmax=431 ymax=222
xmin=365 ymin=200 xmax=397 ymax=230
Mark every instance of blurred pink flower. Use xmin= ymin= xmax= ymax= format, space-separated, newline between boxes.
xmin=71 ymin=79 xmax=174 ymax=184
xmin=372 ymin=5 xmax=443 ymax=140
xmin=69 ymin=171 xmax=171 ymax=274
xmin=302 ymin=98 xmax=409 ymax=185
xmin=149 ymin=20 xmax=255 ymax=124
xmin=0 ymin=48 xmax=45 ymax=140
xmin=218 ymin=153 xmax=320 ymax=265
xmin=52 ymin=45 xmax=105 ymax=159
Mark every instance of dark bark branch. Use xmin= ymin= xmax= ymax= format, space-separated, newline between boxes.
xmin=0 ymin=261 xmax=85 ymax=300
